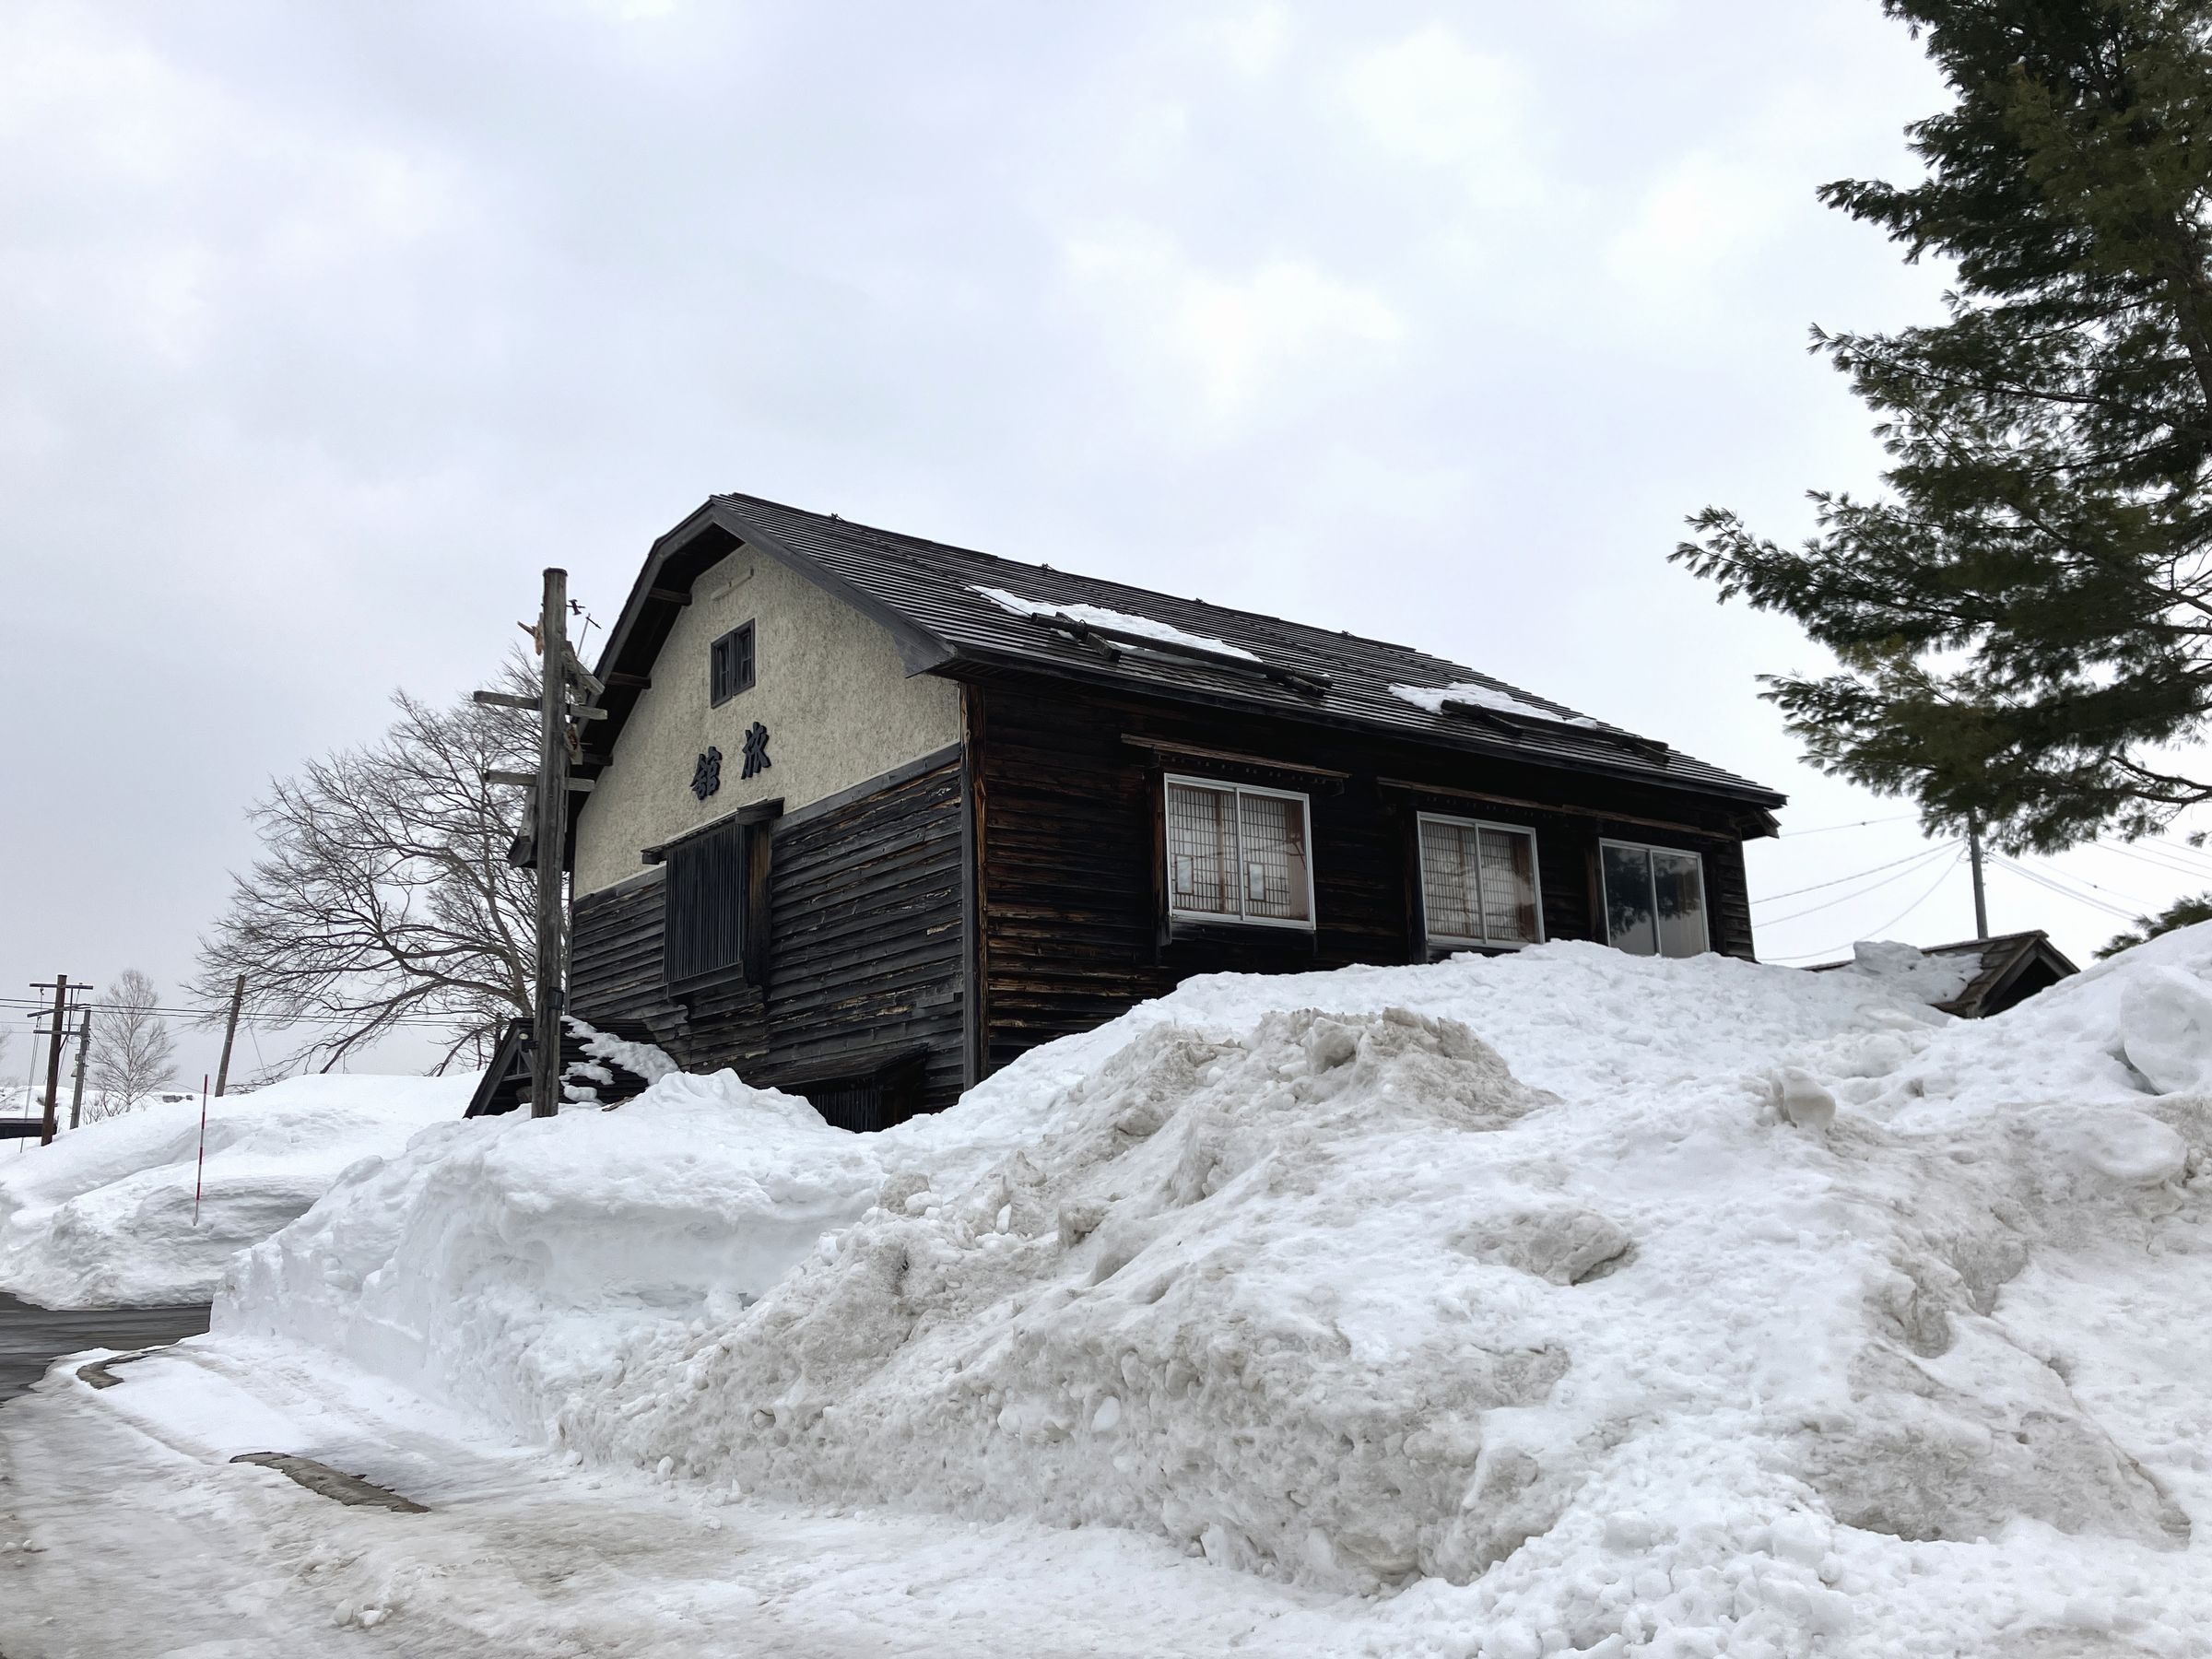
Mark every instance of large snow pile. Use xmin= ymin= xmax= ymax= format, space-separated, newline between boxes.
xmin=0 ymin=1074 xmax=466 ymax=1307
xmin=224 ymin=936 xmax=2212 ymax=1653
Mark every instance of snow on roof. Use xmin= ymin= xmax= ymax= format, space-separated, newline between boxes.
xmin=1841 ymin=938 xmax=1983 ymax=1005
xmin=971 ymin=585 xmax=1263 ymax=662
xmin=1389 ymin=678 xmax=1600 ymax=728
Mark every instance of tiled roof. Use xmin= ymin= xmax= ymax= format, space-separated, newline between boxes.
xmin=591 ymin=492 xmax=1786 ymax=812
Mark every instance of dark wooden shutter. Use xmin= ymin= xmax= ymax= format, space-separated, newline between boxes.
xmin=710 ymin=622 xmax=756 ymax=706
xmin=665 ymin=821 xmax=747 ymax=983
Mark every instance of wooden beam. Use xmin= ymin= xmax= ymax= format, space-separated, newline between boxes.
xmin=475 ymin=689 xmax=607 ymax=720
xmin=646 ymin=586 xmax=692 ymax=606
xmin=607 ymin=672 xmax=652 ymax=689
xmin=1374 ymin=776 xmax=1724 ymax=838
xmin=640 ymin=797 xmax=785 ymax=864
xmin=1119 ymin=735 xmax=1350 ymax=782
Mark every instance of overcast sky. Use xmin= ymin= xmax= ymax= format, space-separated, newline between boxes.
xmin=8 ymin=0 xmax=2204 ymax=1085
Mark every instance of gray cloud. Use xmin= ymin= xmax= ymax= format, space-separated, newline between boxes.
xmin=5 ymin=1 xmax=2171 ymax=1078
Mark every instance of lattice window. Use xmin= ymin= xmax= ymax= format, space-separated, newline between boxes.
xmin=1419 ymin=816 xmax=1541 ymax=948
xmin=1165 ymin=778 xmax=1314 ymax=927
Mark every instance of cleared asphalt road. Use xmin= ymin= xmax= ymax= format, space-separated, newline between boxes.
xmin=0 ymin=1293 xmax=210 ymax=1404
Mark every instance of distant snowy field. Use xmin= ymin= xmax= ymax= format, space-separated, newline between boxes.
xmin=0 ymin=1074 xmax=467 ymax=1307
xmin=201 ymin=933 xmax=2212 ymax=1653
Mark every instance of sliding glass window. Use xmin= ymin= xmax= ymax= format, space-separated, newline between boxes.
xmin=1600 ymin=841 xmax=1709 ymax=959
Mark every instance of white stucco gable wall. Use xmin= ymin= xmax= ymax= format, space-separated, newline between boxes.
xmin=571 ymin=546 xmax=964 ymax=896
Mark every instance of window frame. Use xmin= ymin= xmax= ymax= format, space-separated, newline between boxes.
xmin=1597 ymin=838 xmax=1711 ymax=959
xmin=1416 ymin=812 xmax=1546 ymax=952
xmin=1161 ymin=772 xmax=1318 ymax=933
xmin=710 ymin=621 xmax=756 ymax=707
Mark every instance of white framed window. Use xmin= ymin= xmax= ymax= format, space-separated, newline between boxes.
xmin=1418 ymin=814 xmax=1544 ymax=950
xmin=1164 ymin=775 xmax=1315 ymax=930
xmin=1600 ymin=840 xmax=1710 ymax=959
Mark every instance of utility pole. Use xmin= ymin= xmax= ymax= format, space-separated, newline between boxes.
xmin=530 ymin=570 xmax=570 ymax=1120
xmin=213 ymin=972 xmax=246 ymax=1097
xmin=67 ymin=1009 xmax=89 ymax=1131
xmin=36 ymin=975 xmax=69 ymax=1146
xmin=477 ymin=570 xmax=605 ymax=1120
xmin=1967 ymin=822 xmax=1990 ymax=941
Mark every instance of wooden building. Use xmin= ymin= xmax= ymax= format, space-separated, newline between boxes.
xmin=547 ymin=492 xmax=1787 ymax=1130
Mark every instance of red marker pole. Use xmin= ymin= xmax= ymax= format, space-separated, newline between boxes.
xmin=193 ymin=1074 xmax=210 ymax=1226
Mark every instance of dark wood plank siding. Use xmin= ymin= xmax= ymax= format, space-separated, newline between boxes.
xmin=971 ymin=677 xmax=1765 ymax=1076
xmin=1705 ymin=838 xmax=1755 ymax=962
xmin=570 ymin=873 xmax=687 ymax=1042
xmin=570 ymin=750 xmax=969 ymax=1119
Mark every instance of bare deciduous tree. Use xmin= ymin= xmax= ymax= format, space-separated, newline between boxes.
xmin=88 ymin=970 xmax=179 ymax=1113
xmin=190 ymin=657 xmax=540 ymax=1072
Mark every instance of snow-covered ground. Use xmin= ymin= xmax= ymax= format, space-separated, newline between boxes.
xmin=0 ymin=1075 xmax=469 ymax=1308
xmin=5 ymin=934 xmax=2210 ymax=1655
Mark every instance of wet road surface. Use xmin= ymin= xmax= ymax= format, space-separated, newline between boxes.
xmin=0 ymin=1292 xmax=209 ymax=1404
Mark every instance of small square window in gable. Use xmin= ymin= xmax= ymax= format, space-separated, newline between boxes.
xmin=711 ymin=622 xmax=756 ymax=706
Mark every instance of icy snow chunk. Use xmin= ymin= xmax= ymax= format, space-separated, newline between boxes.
xmin=970 ymin=586 xmax=1260 ymax=661
xmin=2119 ymin=965 xmax=2212 ymax=1094
xmin=2039 ymin=1106 xmax=2189 ymax=1190
xmin=1797 ymin=1332 xmax=2192 ymax=1549
xmin=1774 ymin=1066 xmax=1838 ymax=1131
xmin=1451 ymin=1205 xmax=1634 ymax=1286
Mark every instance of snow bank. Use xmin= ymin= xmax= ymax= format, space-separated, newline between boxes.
xmin=224 ymin=937 xmax=2212 ymax=1653
xmin=223 ymin=1073 xmax=890 ymax=1412
xmin=0 ymin=1075 xmax=465 ymax=1308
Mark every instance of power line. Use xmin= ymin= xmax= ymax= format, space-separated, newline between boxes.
xmin=1987 ymin=853 xmax=2137 ymax=920
xmin=0 ymin=998 xmax=487 ymax=1029
xmin=2006 ymin=858 xmax=2146 ymax=908
xmin=2093 ymin=838 xmax=2212 ymax=884
xmin=1758 ymin=843 xmax=1965 ymax=928
xmin=1777 ymin=813 xmax=1919 ymax=839
xmin=1769 ymin=852 xmax=1967 ymax=961
xmin=1752 ymin=841 xmax=1962 ymax=906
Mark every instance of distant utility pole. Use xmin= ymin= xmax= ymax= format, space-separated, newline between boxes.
xmin=477 ymin=569 xmax=605 ymax=1120
xmin=33 ymin=975 xmax=72 ymax=1146
xmin=1967 ymin=823 xmax=1989 ymax=941
xmin=213 ymin=972 xmax=247 ymax=1098
xmin=67 ymin=1009 xmax=89 ymax=1131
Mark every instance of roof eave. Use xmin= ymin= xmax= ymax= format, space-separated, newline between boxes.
xmin=705 ymin=500 xmax=957 ymax=676
xmin=937 ymin=644 xmax=1789 ymax=818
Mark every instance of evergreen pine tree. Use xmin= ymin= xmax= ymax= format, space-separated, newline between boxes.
xmin=2098 ymin=888 xmax=2212 ymax=952
xmin=1677 ymin=0 xmax=2212 ymax=852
